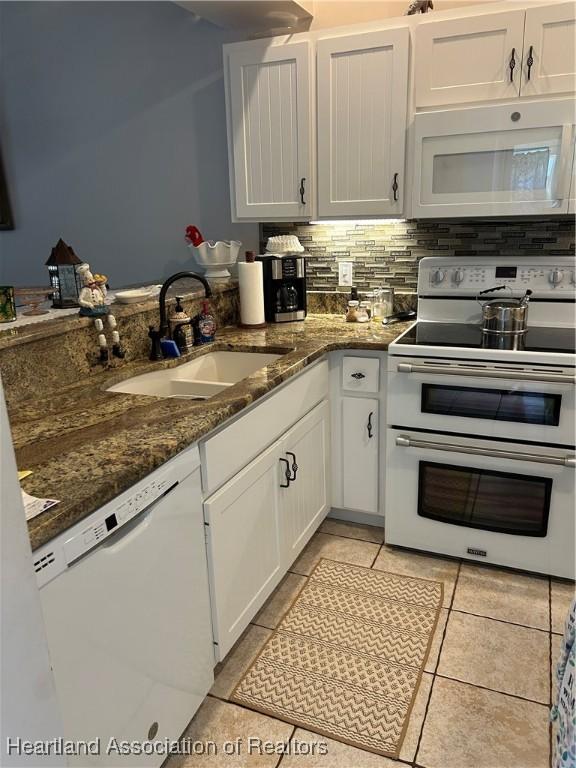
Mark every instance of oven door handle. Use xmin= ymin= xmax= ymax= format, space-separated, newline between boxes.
xmin=395 ymin=435 xmax=576 ymax=467
xmin=397 ymin=362 xmax=576 ymax=385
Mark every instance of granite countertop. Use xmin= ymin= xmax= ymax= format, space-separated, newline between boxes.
xmin=9 ymin=314 xmax=412 ymax=551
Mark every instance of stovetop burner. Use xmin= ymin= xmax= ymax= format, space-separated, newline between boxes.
xmin=399 ymin=322 xmax=576 ymax=355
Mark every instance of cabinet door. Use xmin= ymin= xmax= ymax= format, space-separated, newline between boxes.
xmin=413 ymin=100 xmax=574 ymax=218
xmin=280 ymin=400 xmax=330 ymax=567
xmin=341 ymin=397 xmax=379 ymax=514
xmin=415 ymin=11 xmax=525 ymax=107
xmin=227 ymin=41 xmax=312 ymax=220
xmin=522 ymin=3 xmax=576 ymax=97
xmin=317 ymin=29 xmax=409 ymax=217
xmin=204 ymin=442 xmax=283 ymax=660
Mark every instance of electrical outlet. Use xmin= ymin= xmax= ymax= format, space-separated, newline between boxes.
xmin=338 ymin=261 xmax=353 ymax=287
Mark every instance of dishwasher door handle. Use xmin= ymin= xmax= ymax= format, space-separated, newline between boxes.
xmin=397 ymin=362 xmax=576 ymax=385
xmin=395 ymin=434 xmax=576 ymax=467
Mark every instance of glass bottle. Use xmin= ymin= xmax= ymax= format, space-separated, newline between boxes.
xmin=372 ymin=286 xmax=394 ymax=321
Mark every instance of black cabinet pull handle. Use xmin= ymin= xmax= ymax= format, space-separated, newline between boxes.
xmin=286 ymin=451 xmax=298 ymax=481
xmin=351 ymin=372 xmax=365 ymax=380
xmin=526 ymin=45 xmax=534 ymax=80
xmin=392 ymin=172 xmax=399 ymax=202
xmin=509 ymin=48 xmax=516 ymax=82
xmin=367 ymin=411 xmax=374 ymax=439
xmin=279 ymin=458 xmax=291 ymax=488
xmin=299 ymin=177 xmax=306 ymax=205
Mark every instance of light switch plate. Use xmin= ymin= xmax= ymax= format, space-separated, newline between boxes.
xmin=338 ymin=261 xmax=353 ymax=287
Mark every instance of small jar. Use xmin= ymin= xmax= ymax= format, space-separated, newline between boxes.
xmin=357 ymin=301 xmax=371 ymax=322
xmin=346 ymin=300 xmax=360 ymax=322
xmin=359 ymin=299 xmax=372 ymax=319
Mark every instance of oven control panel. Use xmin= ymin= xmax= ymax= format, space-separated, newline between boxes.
xmin=419 ymin=257 xmax=576 ymax=297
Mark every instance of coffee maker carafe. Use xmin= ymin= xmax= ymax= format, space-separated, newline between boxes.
xmin=257 ymin=254 xmax=307 ymax=322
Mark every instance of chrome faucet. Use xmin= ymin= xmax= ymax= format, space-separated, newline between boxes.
xmin=149 ymin=271 xmax=212 ymax=360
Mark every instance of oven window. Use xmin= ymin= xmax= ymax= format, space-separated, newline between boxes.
xmin=418 ymin=461 xmax=551 ymax=536
xmin=421 ymin=384 xmax=561 ymax=426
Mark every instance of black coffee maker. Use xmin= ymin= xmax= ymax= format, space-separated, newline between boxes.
xmin=257 ymin=254 xmax=307 ymax=322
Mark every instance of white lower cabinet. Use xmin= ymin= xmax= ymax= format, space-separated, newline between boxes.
xmin=330 ymin=351 xmax=385 ymax=519
xmin=204 ymin=399 xmax=330 ymax=660
xmin=203 ymin=442 xmax=283 ymax=661
xmin=341 ymin=397 xmax=379 ymax=514
xmin=279 ymin=400 xmax=331 ymax=566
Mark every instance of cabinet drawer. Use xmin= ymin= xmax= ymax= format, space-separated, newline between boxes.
xmin=201 ymin=359 xmax=329 ymax=495
xmin=342 ymin=356 xmax=380 ymax=393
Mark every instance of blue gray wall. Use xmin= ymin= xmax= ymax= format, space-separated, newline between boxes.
xmin=0 ymin=2 xmax=258 ymax=287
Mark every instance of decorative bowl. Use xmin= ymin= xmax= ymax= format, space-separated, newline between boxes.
xmin=190 ymin=240 xmax=241 ymax=278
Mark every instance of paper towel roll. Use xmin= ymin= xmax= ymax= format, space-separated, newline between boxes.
xmin=238 ymin=260 xmax=265 ymax=326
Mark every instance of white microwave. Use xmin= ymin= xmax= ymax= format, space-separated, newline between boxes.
xmin=412 ymin=99 xmax=576 ymax=218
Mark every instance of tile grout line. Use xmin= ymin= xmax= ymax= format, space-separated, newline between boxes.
xmin=434 ymin=672 xmax=551 ymax=708
xmin=318 ymin=528 xmax=384 ymax=545
xmin=450 ymin=606 xmax=552 ymax=634
xmin=369 ymin=541 xmax=384 ymax=569
xmin=413 ymin=560 xmax=461 ymax=766
xmin=250 ymin=620 xmax=275 ymax=631
xmin=274 ymin=726 xmax=296 ymax=768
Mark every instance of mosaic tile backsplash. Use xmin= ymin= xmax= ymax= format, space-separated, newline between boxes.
xmin=261 ymin=218 xmax=575 ymax=293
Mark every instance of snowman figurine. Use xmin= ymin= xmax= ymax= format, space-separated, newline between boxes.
xmin=77 ymin=263 xmax=125 ymax=362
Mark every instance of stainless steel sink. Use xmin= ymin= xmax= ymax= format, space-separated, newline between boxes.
xmin=107 ymin=351 xmax=283 ymax=399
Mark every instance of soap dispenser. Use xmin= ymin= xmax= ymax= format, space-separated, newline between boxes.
xmin=197 ymin=300 xmax=216 ymax=344
xmin=170 ymin=297 xmax=194 ymax=353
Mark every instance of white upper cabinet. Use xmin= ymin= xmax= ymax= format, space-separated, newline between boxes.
xmin=226 ymin=40 xmax=312 ymax=220
xmin=415 ymin=10 xmax=525 ymax=107
xmin=522 ymin=3 xmax=576 ymax=97
xmin=316 ymin=28 xmax=409 ymax=217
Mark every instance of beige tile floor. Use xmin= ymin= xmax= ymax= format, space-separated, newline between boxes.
xmin=165 ymin=521 xmax=575 ymax=768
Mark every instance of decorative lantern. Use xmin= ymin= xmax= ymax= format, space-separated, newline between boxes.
xmin=45 ymin=239 xmax=83 ymax=308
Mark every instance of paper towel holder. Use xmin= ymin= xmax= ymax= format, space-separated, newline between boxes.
xmin=238 ymin=251 xmax=268 ymax=329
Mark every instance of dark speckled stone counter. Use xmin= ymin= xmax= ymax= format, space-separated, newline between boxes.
xmin=8 ymin=315 xmax=412 ymax=551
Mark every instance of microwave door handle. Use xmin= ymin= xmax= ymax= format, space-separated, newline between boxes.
xmin=552 ymin=124 xmax=574 ymax=201
xmin=397 ymin=362 xmax=576 ymax=385
xmin=395 ymin=435 xmax=576 ymax=468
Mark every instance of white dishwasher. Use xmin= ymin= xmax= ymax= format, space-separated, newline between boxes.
xmin=33 ymin=445 xmax=214 ymax=767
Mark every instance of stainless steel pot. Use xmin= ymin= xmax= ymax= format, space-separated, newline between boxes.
xmin=477 ymin=286 xmax=532 ymax=335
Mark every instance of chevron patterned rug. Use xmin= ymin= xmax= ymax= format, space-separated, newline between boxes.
xmin=231 ymin=558 xmax=443 ymax=757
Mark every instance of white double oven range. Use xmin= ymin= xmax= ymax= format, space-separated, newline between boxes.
xmin=386 ymin=257 xmax=576 ymax=579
